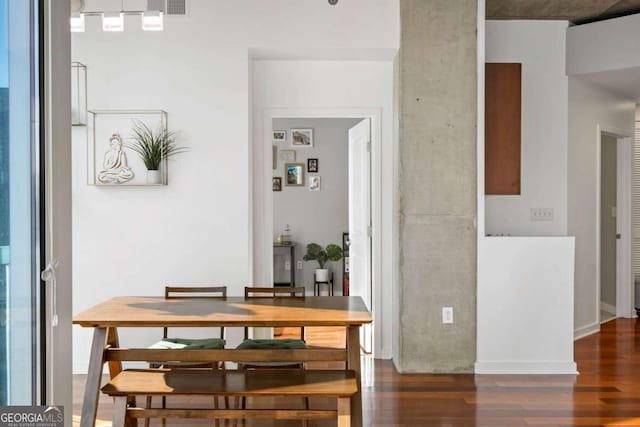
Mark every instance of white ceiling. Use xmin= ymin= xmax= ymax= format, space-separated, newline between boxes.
xmin=578 ymin=66 xmax=640 ymax=101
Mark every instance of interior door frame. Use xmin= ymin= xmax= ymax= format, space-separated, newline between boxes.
xmin=258 ymin=107 xmax=384 ymax=357
xmin=596 ymin=126 xmax=634 ymax=321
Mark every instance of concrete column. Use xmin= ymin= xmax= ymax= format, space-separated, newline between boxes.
xmin=395 ymin=0 xmax=477 ymax=373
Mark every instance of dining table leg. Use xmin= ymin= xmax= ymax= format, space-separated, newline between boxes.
xmin=80 ymin=327 xmax=108 ymax=427
xmin=346 ymin=325 xmax=362 ymax=427
xmin=106 ymin=327 xmax=123 ymax=377
xmin=106 ymin=327 xmax=136 ymax=427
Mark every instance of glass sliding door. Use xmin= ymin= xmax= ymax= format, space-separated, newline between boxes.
xmin=0 ymin=0 xmax=41 ymax=404
xmin=0 ymin=0 xmax=7 ymax=403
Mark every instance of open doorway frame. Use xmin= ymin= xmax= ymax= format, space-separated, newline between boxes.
xmin=596 ymin=126 xmax=634 ymax=321
xmin=256 ymin=107 xmax=386 ymax=357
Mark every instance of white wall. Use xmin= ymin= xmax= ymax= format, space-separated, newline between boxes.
xmin=485 ymin=21 xmax=568 ymax=236
xmin=272 ymin=118 xmax=359 ymax=292
xmin=252 ymin=60 xmax=396 ymax=358
xmin=72 ymin=0 xmax=400 ymax=373
xmin=478 ymin=20 xmax=577 ymax=374
xmin=568 ymin=77 xmax=635 ymax=338
xmin=476 ymin=237 xmax=576 ymax=374
xmin=567 ymin=13 xmax=640 ymax=75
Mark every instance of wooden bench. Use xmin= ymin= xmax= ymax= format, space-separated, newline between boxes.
xmin=101 ymin=368 xmax=358 ymax=427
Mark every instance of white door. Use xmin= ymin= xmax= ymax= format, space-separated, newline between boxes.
xmin=348 ymin=119 xmax=372 ymax=353
xmin=615 ymin=137 xmax=633 ymax=317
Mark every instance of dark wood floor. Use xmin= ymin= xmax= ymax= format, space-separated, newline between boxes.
xmin=73 ymin=319 xmax=640 ymax=426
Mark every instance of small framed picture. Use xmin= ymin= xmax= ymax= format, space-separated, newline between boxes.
xmin=272 ymin=130 xmax=286 ymax=142
xmin=273 ymin=177 xmax=282 ymax=191
xmin=309 ymin=175 xmax=320 ymax=191
xmin=307 ymin=158 xmax=318 ymax=173
xmin=291 ymin=128 xmax=313 ymax=147
xmin=285 ymin=163 xmax=305 ymax=186
xmin=280 ymin=149 xmax=296 ymax=162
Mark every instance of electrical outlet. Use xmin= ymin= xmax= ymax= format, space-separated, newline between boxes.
xmin=297 ymin=261 xmax=303 ymax=270
xmin=442 ymin=307 xmax=453 ymax=324
xmin=284 ymin=261 xmax=291 ymax=270
xmin=530 ymin=208 xmax=554 ymax=222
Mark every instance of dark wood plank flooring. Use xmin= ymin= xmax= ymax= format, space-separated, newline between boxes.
xmin=73 ymin=319 xmax=640 ymax=426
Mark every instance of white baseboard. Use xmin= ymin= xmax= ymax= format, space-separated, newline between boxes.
xmin=574 ymin=321 xmax=600 ymax=340
xmin=475 ymin=361 xmax=578 ymax=375
xmin=600 ymin=301 xmax=616 ymax=315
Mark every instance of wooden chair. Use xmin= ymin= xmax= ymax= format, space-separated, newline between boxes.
xmin=240 ymin=286 xmax=306 ymax=355
xmin=146 ymin=285 xmax=227 ymax=427
xmin=235 ymin=286 xmax=308 ymax=426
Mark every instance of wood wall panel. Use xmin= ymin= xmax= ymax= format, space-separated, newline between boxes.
xmin=485 ymin=63 xmax=521 ymax=195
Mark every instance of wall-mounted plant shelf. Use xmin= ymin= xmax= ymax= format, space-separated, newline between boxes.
xmin=87 ymin=110 xmax=169 ymax=186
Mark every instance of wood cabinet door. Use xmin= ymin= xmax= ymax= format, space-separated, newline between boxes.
xmin=485 ymin=63 xmax=521 ymax=195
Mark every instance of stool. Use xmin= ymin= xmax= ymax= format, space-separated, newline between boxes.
xmin=313 ymin=271 xmax=333 ymax=296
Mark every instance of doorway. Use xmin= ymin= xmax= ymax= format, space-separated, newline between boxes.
xmin=597 ymin=129 xmax=634 ymax=322
xmin=600 ymin=134 xmax=617 ymax=323
xmin=256 ymin=108 xmax=385 ymax=355
xmin=271 ymin=117 xmax=360 ymax=294
xmin=270 ymin=117 xmax=373 ymax=351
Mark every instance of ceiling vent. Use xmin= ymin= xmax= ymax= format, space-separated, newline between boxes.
xmin=147 ymin=0 xmax=187 ymax=16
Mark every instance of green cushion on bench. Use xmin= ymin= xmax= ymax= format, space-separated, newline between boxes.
xmin=149 ymin=337 xmax=225 ymax=350
xmin=236 ymin=339 xmax=306 ymax=350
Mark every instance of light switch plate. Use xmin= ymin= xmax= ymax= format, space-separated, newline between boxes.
xmin=531 ymin=208 xmax=554 ymax=221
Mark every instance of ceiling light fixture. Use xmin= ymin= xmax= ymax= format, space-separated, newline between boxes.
xmin=70 ymin=12 xmax=85 ymax=32
xmin=102 ymin=12 xmax=124 ymax=32
xmin=70 ymin=0 xmax=167 ymax=34
xmin=142 ymin=10 xmax=163 ymax=31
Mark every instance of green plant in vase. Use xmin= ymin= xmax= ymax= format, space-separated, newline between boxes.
xmin=127 ymin=120 xmax=186 ymax=184
xmin=303 ymin=243 xmax=343 ymax=283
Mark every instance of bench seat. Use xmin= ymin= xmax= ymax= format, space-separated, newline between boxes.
xmin=101 ymin=368 xmax=357 ymax=427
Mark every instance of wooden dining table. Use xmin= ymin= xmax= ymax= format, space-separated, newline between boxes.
xmin=73 ymin=295 xmax=372 ymax=427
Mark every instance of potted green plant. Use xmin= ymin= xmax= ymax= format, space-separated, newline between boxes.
xmin=303 ymin=243 xmax=343 ymax=282
xmin=127 ymin=120 xmax=186 ymax=184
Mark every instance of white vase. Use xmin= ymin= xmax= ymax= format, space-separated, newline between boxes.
xmin=146 ymin=170 xmax=161 ymax=184
xmin=315 ymin=269 xmax=329 ymax=282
